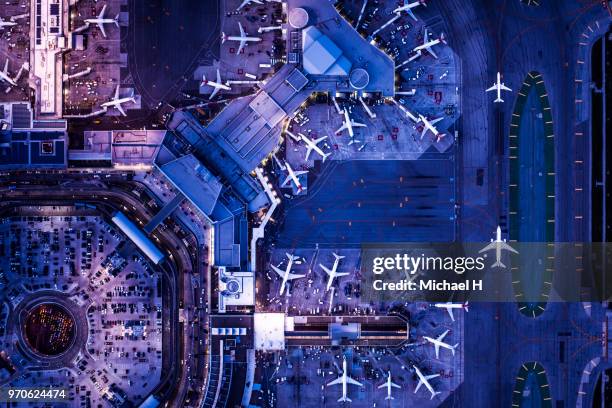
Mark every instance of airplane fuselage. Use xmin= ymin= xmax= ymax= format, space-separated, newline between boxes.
xmin=0 ymin=71 xmax=16 ymax=87
xmin=202 ymin=80 xmax=231 ymax=91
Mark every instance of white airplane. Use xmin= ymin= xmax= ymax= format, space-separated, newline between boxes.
xmin=433 ymin=301 xmax=469 ymax=322
xmin=270 ymin=253 xmax=305 ymax=296
xmin=327 ymin=356 xmax=363 ymax=403
xmin=101 ymin=85 xmax=135 ymax=117
xmin=320 ymin=252 xmax=349 ymax=292
xmin=413 ymin=28 xmax=446 ymax=59
xmin=84 ymin=5 xmax=119 ymax=38
xmin=413 ymin=365 xmax=441 ymax=400
xmin=0 ymin=59 xmax=17 ymax=87
xmin=418 ymin=114 xmax=445 ymax=141
xmin=393 ymin=0 xmax=427 ymax=20
xmin=335 ymin=109 xmax=366 ymax=138
xmin=486 ymin=72 xmax=512 ymax=103
xmin=222 ymin=21 xmax=262 ymax=55
xmin=300 ymin=134 xmax=330 ymax=162
xmin=478 ymin=225 xmax=518 ymax=268
xmin=0 ymin=17 xmax=17 ymax=30
xmin=377 ymin=371 xmax=401 ymax=400
xmin=281 ymin=161 xmax=307 ymax=192
xmin=201 ymin=68 xmax=231 ymax=100
xmin=424 ymin=329 xmax=459 ymax=359
xmin=237 ymin=0 xmax=263 ymax=10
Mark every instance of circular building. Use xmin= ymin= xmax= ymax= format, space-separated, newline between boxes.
xmin=24 ymin=303 xmax=76 ymax=357
xmin=289 ymin=7 xmax=309 ymax=29
xmin=349 ymin=68 xmax=370 ymax=90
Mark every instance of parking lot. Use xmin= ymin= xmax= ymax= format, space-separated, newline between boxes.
xmin=0 ymin=214 xmax=162 ymax=407
xmin=0 ymin=0 xmax=30 ymax=101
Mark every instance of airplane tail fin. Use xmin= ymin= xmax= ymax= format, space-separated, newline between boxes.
xmin=451 ymin=343 xmax=459 ymax=355
xmin=431 ymin=391 xmax=442 ymax=400
xmin=436 ymin=133 xmax=446 ymax=142
xmin=385 ymin=396 xmax=394 ymax=400
xmin=322 ymin=152 xmax=331 ymax=162
xmin=338 ymin=396 xmax=351 ymax=403
xmin=114 ymin=14 xmax=120 ymax=27
xmin=463 ymin=301 xmax=469 ymax=312
xmin=221 ymin=32 xmax=227 ymax=44
xmin=440 ymin=33 xmax=447 ymax=44
xmin=495 ymin=97 xmax=504 ymax=103
xmin=492 ymin=259 xmax=505 ymax=268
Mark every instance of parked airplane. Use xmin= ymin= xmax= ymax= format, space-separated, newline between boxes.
xmin=300 ymin=134 xmax=330 ymax=162
xmin=378 ymin=371 xmax=401 ymax=400
xmin=327 ymin=356 xmax=363 ymax=403
xmin=0 ymin=59 xmax=17 ymax=87
xmin=478 ymin=225 xmax=518 ymax=267
xmin=320 ymin=253 xmax=349 ymax=292
xmin=413 ymin=28 xmax=446 ymax=59
xmin=84 ymin=5 xmax=119 ymax=38
xmin=433 ymin=301 xmax=469 ymax=321
xmin=413 ymin=365 xmax=441 ymax=400
xmin=424 ymin=329 xmax=459 ymax=359
xmin=0 ymin=17 xmax=17 ymax=30
xmin=222 ymin=22 xmax=262 ymax=55
xmin=201 ymin=68 xmax=231 ymax=99
xmin=236 ymin=0 xmax=263 ymax=10
xmin=270 ymin=253 xmax=305 ymax=296
xmin=281 ymin=161 xmax=307 ymax=192
xmin=486 ymin=72 xmax=512 ymax=103
xmin=101 ymin=85 xmax=135 ymax=117
xmin=335 ymin=109 xmax=366 ymax=138
xmin=418 ymin=114 xmax=444 ymax=140
xmin=393 ymin=0 xmax=427 ymax=21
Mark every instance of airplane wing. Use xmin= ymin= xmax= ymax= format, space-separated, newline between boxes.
xmin=237 ymin=39 xmax=246 ymax=55
xmin=115 ymin=103 xmax=126 ymax=117
xmin=485 ymin=84 xmax=497 ymax=92
xmin=209 ymin=86 xmax=220 ymax=100
xmin=478 ymin=242 xmax=497 ymax=253
xmin=239 ymin=21 xmax=245 ymax=37
xmin=500 ymin=84 xmax=512 ymax=91
xmin=351 ymin=120 xmax=367 ymax=128
xmin=3 ymin=59 xmax=8 ymax=75
xmin=281 ymin=175 xmax=291 ymax=187
xmin=499 ymin=241 xmax=518 ymax=253
xmin=437 ymin=329 xmax=449 ymax=341
xmin=430 ymin=117 xmax=443 ymax=125
xmin=216 ymin=68 xmax=221 ymax=84
xmin=391 ymin=382 xmax=401 ymax=389
xmin=319 ymin=264 xmax=333 ymax=276
xmin=423 ymin=29 xmax=430 ymax=43
xmin=420 ymin=126 xmax=428 ymax=140
xmin=425 ymin=46 xmax=438 ymax=59
xmin=313 ymin=136 xmax=328 ymax=144
xmin=335 ymin=123 xmax=348 ymax=134
xmin=406 ymin=8 xmax=417 ymax=21
xmin=415 ymin=379 xmax=424 ymax=393
xmin=346 ymin=376 xmax=362 ymax=387
xmin=270 ymin=264 xmax=286 ymax=277
xmin=304 ymin=146 xmax=313 ymax=161
xmin=98 ymin=4 xmax=107 ymax=19
xmin=445 ymin=307 xmax=455 ymax=321
xmin=327 ymin=377 xmax=342 ymax=387
xmin=433 ymin=343 xmax=440 ymax=359
xmin=286 ymin=272 xmax=305 ymax=280
xmin=377 ymin=383 xmax=386 ymax=389
xmin=335 ymin=272 xmax=350 ymax=277
xmin=294 ymin=170 xmax=308 ymax=177
xmin=113 ymin=85 xmax=120 ymax=100
xmin=98 ymin=22 xmax=107 ymax=38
